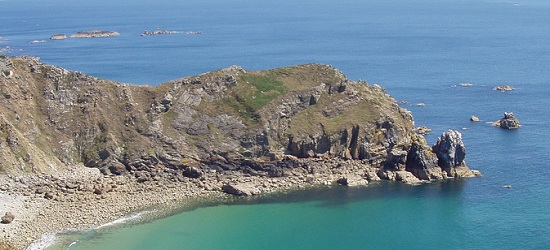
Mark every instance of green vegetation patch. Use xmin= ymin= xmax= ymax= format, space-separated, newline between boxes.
xmin=206 ymin=74 xmax=287 ymax=126
xmin=239 ymin=75 xmax=287 ymax=110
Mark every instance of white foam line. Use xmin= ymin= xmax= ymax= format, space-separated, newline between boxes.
xmin=26 ymin=210 xmax=153 ymax=250
xmin=95 ymin=210 xmax=152 ymax=229
xmin=26 ymin=232 xmax=57 ymax=250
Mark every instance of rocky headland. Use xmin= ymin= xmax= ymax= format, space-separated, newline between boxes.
xmin=70 ymin=30 xmax=119 ymax=38
xmin=0 ymin=55 xmax=479 ymax=249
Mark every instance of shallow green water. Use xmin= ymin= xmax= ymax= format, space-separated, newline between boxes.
xmin=51 ymin=182 xmax=478 ymax=250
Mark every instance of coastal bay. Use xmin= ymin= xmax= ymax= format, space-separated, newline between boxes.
xmin=1 ymin=0 xmax=550 ymax=249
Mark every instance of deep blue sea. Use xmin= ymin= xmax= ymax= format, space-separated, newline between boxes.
xmin=2 ymin=0 xmax=550 ymax=249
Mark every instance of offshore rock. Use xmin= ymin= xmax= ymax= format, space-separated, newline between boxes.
xmin=50 ymin=34 xmax=67 ymax=40
xmin=494 ymin=85 xmax=514 ymax=92
xmin=493 ymin=112 xmax=520 ymax=129
xmin=70 ymin=30 xmax=120 ymax=38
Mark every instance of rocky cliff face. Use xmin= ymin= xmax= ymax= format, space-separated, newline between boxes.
xmin=0 ymin=55 xmax=477 ymax=181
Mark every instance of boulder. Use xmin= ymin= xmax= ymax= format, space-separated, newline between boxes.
xmin=395 ymin=171 xmax=422 ymax=184
xmin=222 ymin=183 xmax=259 ymax=196
xmin=182 ymin=166 xmax=202 ymax=179
xmin=108 ymin=162 xmax=128 ymax=175
xmin=470 ymin=115 xmax=480 ymax=122
xmin=493 ymin=112 xmax=520 ymax=129
xmin=337 ymin=176 xmax=368 ymax=186
xmin=1 ymin=212 xmax=15 ymax=224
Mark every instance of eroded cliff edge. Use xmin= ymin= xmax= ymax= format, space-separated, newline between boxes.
xmin=0 ymin=55 xmax=478 ymax=184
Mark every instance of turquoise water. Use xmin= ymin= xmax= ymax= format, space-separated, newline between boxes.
xmin=3 ymin=0 xmax=550 ymax=249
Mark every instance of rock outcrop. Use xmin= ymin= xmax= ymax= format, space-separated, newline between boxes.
xmin=406 ymin=130 xmax=475 ymax=180
xmin=0 ymin=56 xmax=478 ymax=184
xmin=493 ymin=112 xmax=520 ymax=129
xmin=0 ymin=55 xmax=13 ymax=78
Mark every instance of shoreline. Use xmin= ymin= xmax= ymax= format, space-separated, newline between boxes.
xmin=0 ymin=158 xmax=479 ymax=249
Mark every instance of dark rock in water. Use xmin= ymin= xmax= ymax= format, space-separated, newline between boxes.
xmin=432 ymin=130 xmax=466 ymax=169
xmin=222 ymin=183 xmax=258 ymax=196
xmin=406 ymin=130 xmax=474 ymax=180
xmin=1 ymin=212 xmax=15 ymax=224
xmin=405 ymin=134 xmax=442 ymax=180
xmin=493 ymin=112 xmax=520 ymax=129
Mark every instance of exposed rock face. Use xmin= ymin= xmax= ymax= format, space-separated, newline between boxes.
xmin=0 ymin=56 xmax=477 ymax=184
xmin=493 ymin=112 xmax=520 ymax=129
xmin=432 ymin=130 xmax=470 ymax=177
xmin=406 ymin=130 xmax=474 ymax=180
xmin=0 ymin=54 xmax=13 ymax=78
xmin=405 ymin=134 xmax=442 ymax=180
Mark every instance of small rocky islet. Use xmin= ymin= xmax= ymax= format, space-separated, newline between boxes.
xmin=0 ymin=55 xmax=481 ymax=249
